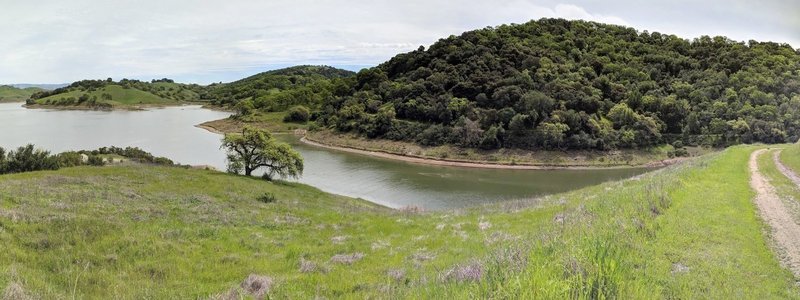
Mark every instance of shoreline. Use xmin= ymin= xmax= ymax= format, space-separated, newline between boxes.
xmin=195 ymin=123 xmax=226 ymax=135
xmin=299 ymin=136 xmax=684 ymax=170
xmin=195 ymin=117 xmax=689 ymax=170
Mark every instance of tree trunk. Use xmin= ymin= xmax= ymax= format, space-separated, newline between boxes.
xmin=245 ymin=167 xmax=253 ymax=176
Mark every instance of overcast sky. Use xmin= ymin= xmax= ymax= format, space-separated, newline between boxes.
xmin=1 ymin=0 xmax=797 ymax=84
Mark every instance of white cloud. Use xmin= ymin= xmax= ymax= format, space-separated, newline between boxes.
xmin=0 ymin=0 xmax=794 ymax=84
xmin=552 ymin=4 xmax=629 ymax=26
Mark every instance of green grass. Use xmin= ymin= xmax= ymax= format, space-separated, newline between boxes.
xmin=782 ymin=142 xmax=800 ymax=174
xmin=0 ymin=146 xmax=797 ymax=298
xmin=0 ymin=86 xmax=41 ymax=103
xmin=34 ymin=85 xmax=177 ymax=107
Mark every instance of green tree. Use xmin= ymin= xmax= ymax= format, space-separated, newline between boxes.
xmin=221 ymin=127 xmax=304 ymax=180
xmin=3 ymin=144 xmax=59 ymax=174
xmin=283 ymin=105 xmax=311 ymax=123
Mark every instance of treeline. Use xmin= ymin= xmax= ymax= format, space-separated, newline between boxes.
xmin=0 ymin=145 xmax=178 ymax=175
xmin=203 ymin=65 xmax=355 ymax=113
xmin=313 ymin=18 xmax=800 ymax=150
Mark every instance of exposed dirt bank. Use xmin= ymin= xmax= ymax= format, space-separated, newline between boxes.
xmin=300 ymin=136 xmax=684 ymax=170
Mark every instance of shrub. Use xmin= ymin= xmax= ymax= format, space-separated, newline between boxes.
xmin=2 ymin=145 xmax=59 ymax=174
xmin=87 ymin=155 xmax=105 ymax=166
xmin=56 ymin=151 xmax=83 ymax=167
xmin=284 ymin=105 xmax=311 ymax=123
xmin=257 ymin=192 xmax=277 ymax=203
xmin=674 ymin=147 xmax=689 ymax=157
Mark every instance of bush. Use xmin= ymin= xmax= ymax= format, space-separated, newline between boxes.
xmin=87 ymin=155 xmax=105 ymax=166
xmin=674 ymin=147 xmax=690 ymax=157
xmin=56 ymin=151 xmax=83 ymax=167
xmin=2 ymin=145 xmax=59 ymax=174
xmin=257 ymin=192 xmax=277 ymax=203
xmin=284 ymin=105 xmax=311 ymax=123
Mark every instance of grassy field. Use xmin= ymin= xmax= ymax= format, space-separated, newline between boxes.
xmin=1 ymin=146 xmax=797 ymax=298
xmin=32 ymin=85 xmax=179 ymax=108
xmin=0 ymin=86 xmax=41 ymax=103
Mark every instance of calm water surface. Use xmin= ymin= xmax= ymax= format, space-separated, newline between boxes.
xmin=0 ymin=103 xmax=653 ymax=209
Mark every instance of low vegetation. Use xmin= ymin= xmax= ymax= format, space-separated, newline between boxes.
xmin=1 ymin=146 xmax=797 ymax=298
xmin=0 ymin=144 xmax=178 ymax=175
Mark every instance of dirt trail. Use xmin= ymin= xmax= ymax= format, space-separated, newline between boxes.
xmin=750 ymin=149 xmax=800 ymax=277
xmin=774 ymin=150 xmax=800 ymax=187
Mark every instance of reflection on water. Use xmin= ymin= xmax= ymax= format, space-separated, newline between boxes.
xmin=0 ymin=103 xmax=654 ymax=210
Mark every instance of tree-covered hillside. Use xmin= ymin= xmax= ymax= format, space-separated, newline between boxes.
xmin=29 ymin=78 xmax=205 ymax=108
xmin=0 ymin=85 xmax=42 ymax=103
xmin=203 ymin=65 xmax=355 ymax=112
xmin=317 ymin=18 xmax=800 ymax=150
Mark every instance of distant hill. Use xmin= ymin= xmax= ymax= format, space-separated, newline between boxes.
xmin=10 ymin=83 xmax=69 ymax=90
xmin=203 ymin=65 xmax=355 ymax=111
xmin=0 ymin=85 xmax=43 ymax=103
xmin=29 ymin=79 xmax=206 ymax=109
xmin=318 ymin=18 xmax=800 ymax=150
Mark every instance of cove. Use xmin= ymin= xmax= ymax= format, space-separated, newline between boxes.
xmin=0 ymin=103 xmax=653 ymax=209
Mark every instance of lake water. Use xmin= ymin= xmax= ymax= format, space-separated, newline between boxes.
xmin=0 ymin=103 xmax=653 ymax=209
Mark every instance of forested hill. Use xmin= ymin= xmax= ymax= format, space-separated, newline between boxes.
xmin=318 ymin=18 xmax=800 ymax=151
xmin=203 ymin=65 xmax=355 ymax=111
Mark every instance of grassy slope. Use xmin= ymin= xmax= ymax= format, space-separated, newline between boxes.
xmin=782 ymin=143 xmax=800 ymax=174
xmin=0 ymin=86 xmax=41 ymax=103
xmin=150 ymin=82 xmax=201 ymax=101
xmin=0 ymin=147 xmax=797 ymax=298
xmin=34 ymin=85 xmax=177 ymax=107
xmin=200 ymin=111 xmax=309 ymax=134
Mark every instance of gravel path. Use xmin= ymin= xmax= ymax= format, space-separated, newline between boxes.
xmin=750 ymin=149 xmax=800 ymax=277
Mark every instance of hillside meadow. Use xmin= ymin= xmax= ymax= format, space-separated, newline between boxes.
xmin=1 ymin=145 xmax=798 ymax=299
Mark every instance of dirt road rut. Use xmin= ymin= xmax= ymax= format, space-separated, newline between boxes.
xmin=749 ymin=149 xmax=800 ymax=277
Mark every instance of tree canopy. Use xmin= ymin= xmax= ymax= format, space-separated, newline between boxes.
xmin=204 ymin=65 xmax=355 ymax=111
xmin=315 ymin=18 xmax=800 ymax=150
xmin=221 ymin=127 xmax=304 ymax=180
